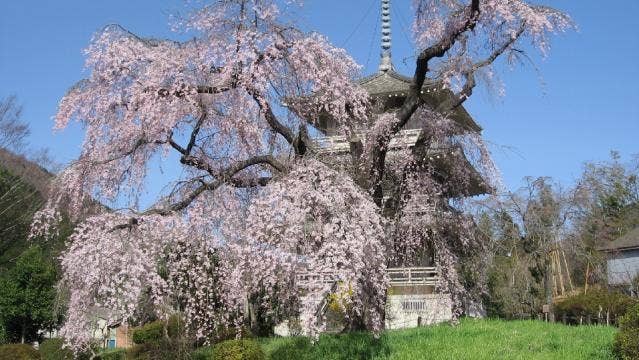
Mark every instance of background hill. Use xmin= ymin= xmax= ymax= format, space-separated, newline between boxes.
xmin=0 ymin=148 xmax=67 ymax=271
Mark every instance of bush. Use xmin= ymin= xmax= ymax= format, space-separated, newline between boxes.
xmin=211 ymin=326 xmax=254 ymax=343
xmin=126 ymin=339 xmax=192 ymax=360
xmin=132 ymin=320 xmax=164 ymax=344
xmin=554 ymin=289 xmax=636 ymax=325
xmin=211 ymin=339 xmax=264 ymax=360
xmin=40 ymin=338 xmax=72 ymax=360
xmin=191 ymin=345 xmax=215 ymax=360
xmin=614 ymin=303 xmax=639 ymax=360
xmin=0 ymin=344 xmax=39 ymax=360
xmin=39 ymin=338 xmax=94 ymax=360
xmin=131 ymin=314 xmax=187 ymax=346
xmin=167 ymin=314 xmax=185 ymax=339
xmin=95 ymin=348 xmax=126 ymax=360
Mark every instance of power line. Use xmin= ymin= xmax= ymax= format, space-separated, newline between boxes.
xmin=364 ymin=4 xmax=381 ymax=72
xmin=341 ymin=0 xmax=377 ymax=47
xmin=392 ymin=0 xmax=415 ymax=66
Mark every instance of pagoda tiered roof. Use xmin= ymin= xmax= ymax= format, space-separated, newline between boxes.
xmin=357 ymin=69 xmax=482 ymax=133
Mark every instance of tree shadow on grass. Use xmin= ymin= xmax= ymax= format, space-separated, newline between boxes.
xmin=267 ymin=332 xmax=391 ymax=360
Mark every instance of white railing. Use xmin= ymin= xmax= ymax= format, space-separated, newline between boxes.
xmin=296 ymin=266 xmax=439 ymax=288
xmin=296 ymin=272 xmax=340 ymax=287
xmin=387 ymin=267 xmax=438 ymax=286
xmin=312 ymin=129 xmax=423 ymax=154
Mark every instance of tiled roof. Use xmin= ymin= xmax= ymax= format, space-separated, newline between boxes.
xmin=357 ymin=70 xmax=416 ymax=95
xmin=357 ymin=70 xmax=482 ymax=133
xmin=598 ymin=227 xmax=639 ymax=251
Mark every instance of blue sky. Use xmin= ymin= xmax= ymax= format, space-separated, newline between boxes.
xmin=1 ymin=0 xmax=637 ymax=194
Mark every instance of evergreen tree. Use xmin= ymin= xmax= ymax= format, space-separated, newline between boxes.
xmin=0 ymin=246 xmax=58 ymax=344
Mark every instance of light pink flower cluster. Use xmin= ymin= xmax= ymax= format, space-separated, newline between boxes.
xmin=245 ymin=160 xmax=388 ymax=334
xmin=412 ymin=0 xmax=573 ymax=92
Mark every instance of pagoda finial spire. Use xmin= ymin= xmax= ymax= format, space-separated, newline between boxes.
xmin=379 ymin=0 xmax=393 ymax=72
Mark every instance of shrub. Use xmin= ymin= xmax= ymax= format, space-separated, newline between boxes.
xmin=131 ymin=314 xmax=187 ymax=346
xmin=40 ymin=338 xmax=72 ymax=360
xmin=614 ymin=303 xmax=639 ymax=360
xmin=131 ymin=320 xmax=164 ymax=344
xmin=39 ymin=338 xmax=94 ymax=360
xmin=95 ymin=348 xmax=126 ymax=360
xmin=554 ymin=289 xmax=636 ymax=325
xmin=126 ymin=339 xmax=192 ymax=360
xmin=167 ymin=313 xmax=185 ymax=339
xmin=211 ymin=339 xmax=264 ymax=360
xmin=191 ymin=345 xmax=215 ymax=360
xmin=0 ymin=344 xmax=39 ymax=360
xmin=212 ymin=326 xmax=254 ymax=343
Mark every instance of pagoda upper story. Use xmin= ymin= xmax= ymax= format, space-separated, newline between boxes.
xmin=315 ymin=0 xmax=480 ymax=137
xmin=310 ymin=0 xmax=490 ymax=197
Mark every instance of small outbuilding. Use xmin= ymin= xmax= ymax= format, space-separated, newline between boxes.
xmin=599 ymin=227 xmax=639 ymax=290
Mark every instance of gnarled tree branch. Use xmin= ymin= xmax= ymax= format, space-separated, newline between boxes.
xmin=148 ymin=154 xmax=285 ymax=215
xmin=367 ymin=0 xmax=481 ymax=206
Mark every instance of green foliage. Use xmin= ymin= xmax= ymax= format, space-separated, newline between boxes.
xmin=122 ymin=319 xmax=616 ymax=360
xmin=126 ymin=339 xmax=192 ymax=360
xmin=131 ymin=314 xmax=188 ymax=346
xmin=212 ymin=339 xmax=264 ymax=360
xmin=614 ymin=303 xmax=639 ymax=360
xmin=166 ymin=313 xmax=185 ymax=339
xmin=262 ymin=337 xmax=312 ymax=360
xmin=0 ymin=157 xmax=71 ymax=346
xmin=191 ymin=345 xmax=215 ymax=360
xmin=95 ymin=348 xmax=126 ymax=360
xmin=212 ymin=326 xmax=254 ymax=343
xmin=0 ymin=161 xmax=71 ymax=345
xmin=554 ymin=289 xmax=636 ymax=324
xmin=0 ymin=162 xmax=71 ymax=273
xmin=478 ymin=208 xmax=548 ymax=319
xmin=39 ymin=338 xmax=72 ymax=360
xmin=0 ymin=322 xmax=6 ymax=345
xmin=0 ymin=344 xmax=39 ymax=360
xmin=38 ymin=338 xmax=93 ymax=360
xmin=260 ymin=318 xmax=616 ymax=360
xmin=131 ymin=321 xmax=164 ymax=345
xmin=0 ymin=246 xmax=58 ymax=343
xmin=0 ymin=166 xmax=44 ymax=270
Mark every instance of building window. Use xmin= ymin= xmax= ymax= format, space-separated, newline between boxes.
xmin=401 ymin=301 xmax=426 ymax=312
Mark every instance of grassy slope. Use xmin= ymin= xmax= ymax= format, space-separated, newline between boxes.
xmin=259 ymin=318 xmax=617 ymax=360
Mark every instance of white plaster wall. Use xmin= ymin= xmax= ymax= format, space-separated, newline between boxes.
xmin=607 ymin=250 xmax=639 ymax=285
xmin=384 ymin=293 xmax=452 ymax=330
xmin=274 ymin=293 xmax=453 ymax=336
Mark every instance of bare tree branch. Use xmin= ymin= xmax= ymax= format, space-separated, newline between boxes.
xmin=229 ymin=176 xmax=272 ymax=188
xmin=143 ymin=154 xmax=285 ymax=216
xmin=0 ymin=95 xmax=30 ymax=151
xmin=439 ymin=23 xmax=527 ymax=113
xmin=250 ymin=91 xmax=296 ymax=149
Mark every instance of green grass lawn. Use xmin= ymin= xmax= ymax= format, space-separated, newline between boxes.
xmin=258 ymin=318 xmax=617 ymax=360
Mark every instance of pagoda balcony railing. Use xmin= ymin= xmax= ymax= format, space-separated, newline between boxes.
xmin=387 ymin=267 xmax=439 ymax=287
xmin=296 ymin=272 xmax=339 ymax=287
xmin=312 ymin=129 xmax=423 ymax=154
xmin=296 ymin=267 xmax=439 ymax=289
